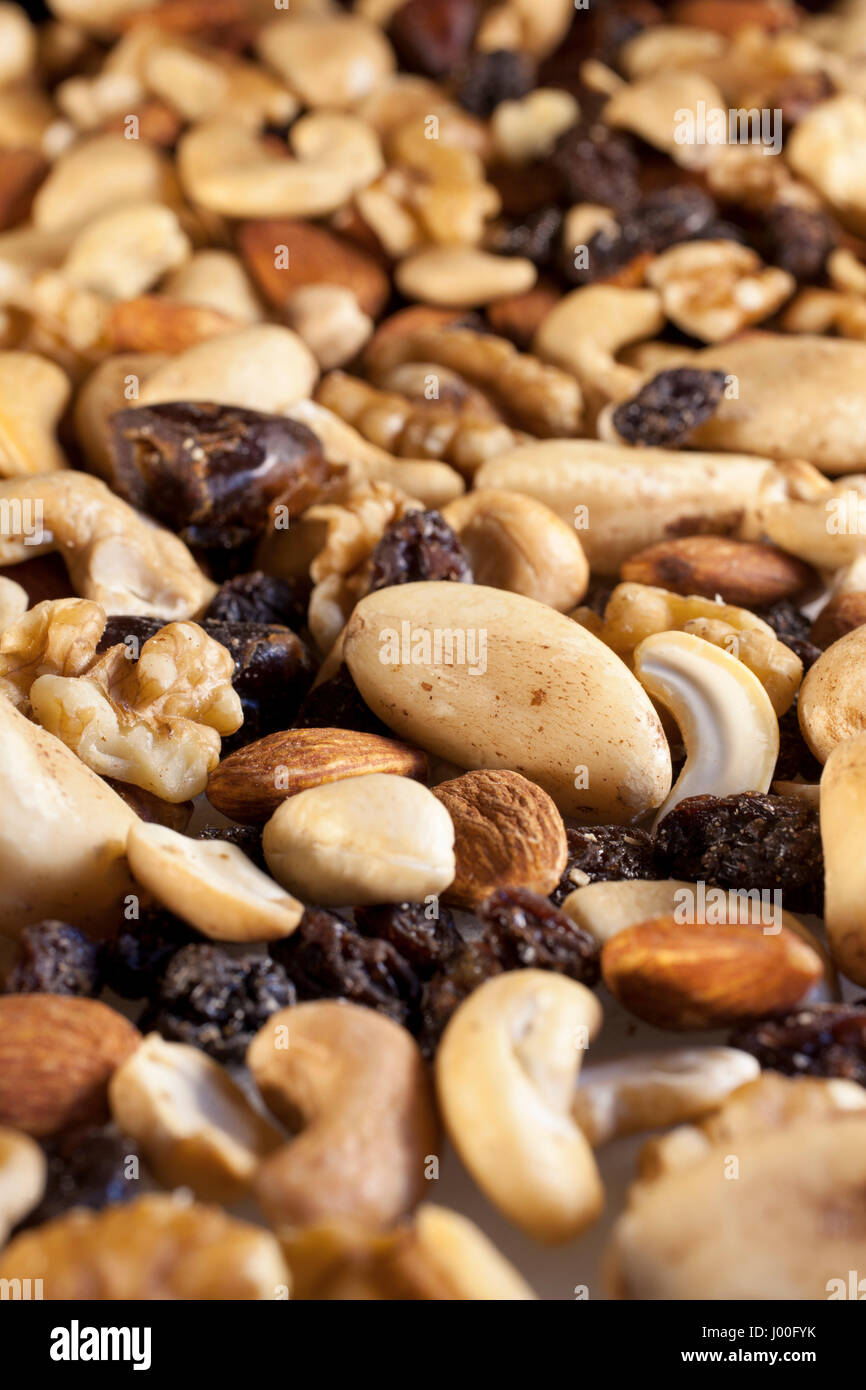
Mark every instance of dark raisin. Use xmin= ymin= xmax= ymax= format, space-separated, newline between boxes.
xmin=204 ymin=571 xmax=310 ymax=630
xmin=456 ymin=48 xmax=535 ymax=117
xmin=353 ymin=902 xmax=461 ymax=976
xmin=551 ymin=118 xmax=640 ymax=213
xmin=760 ymin=204 xmax=838 ymax=282
xmin=270 ymin=908 xmax=420 ymax=1028
xmin=293 ymin=662 xmax=391 ymax=738
xmin=196 ymin=824 xmax=267 ymax=873
xmin=488 ymin=206 xmax=564 ymax=269
xmin=106 ymin=403 xmax=328 ymax=549
xmin=753 ymin=600 xmax=822 ymax=670
xmin=773 ymin=704 xmax=823 ymax=783
xmin=613 ymin=368 xmax=727 ymax=447
xmin=729 ymin=1003 xmax=866 ymax=1087
xmin=16 ymin=1124 xmax=143 ymax=1232
xmin=368 ymin=509 xmax=473 ymax=592
xmin=388 ymin=0 xmax=478 ymax=79
xmin=102 ymin=906 xmax=197 ymax=1001
xmin=418 ymin=940 xmax=504 ymax=1055
xmin=480 ymin=887 xmax=601 ymax=985
xmin=4 ymin=921 xmax=102 ymax=997
xmin=656 ymin=792 xmax=824 ymax=916
xmin=566 ymin=185 xmax=717 ymax=284
xmin=142 ymin=944 xmax=294 ymax=1064
xmin=580 ymin=577 xmax=617 ymax=618
xmin=551 ymin=825 xmax=660 ymax=905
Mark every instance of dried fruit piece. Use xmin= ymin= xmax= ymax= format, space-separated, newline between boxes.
xmin=353 ymin=901 xmax=461 ymax=976
xmin=204 ymin=571 xmax=309 ymax=629
xmin=457 ymin=49 xmax=535 ymax=117
xmin=18 ymin=1124 xmax=142 ymax=1231
xmin=4 ymin=921 xmax=102 ymax=997
xmin=729 ymin=1003 xmax=866 ymax=1087
xmin=612 ymin=368 xmax=726 ymax=448
xmin=755 ymin=599 xmax=821 ymax=668
xmin=761 ymin=203 xmax=838 ymax=282
xmin=101 ymin=906 xmax=196 ymax=1001
xmin=480 ymin=886 xmax=601 ymax=984
xmin=551 ymin=118 xmax=639 ymax=212
xmin=388 ymin=0 xmax=479 ymax=79
xmin=551 ymin=825 xmax=660 ymax=904
xmin=621 ymin=536 xmax=815 ymax=607
xmin=293 ymin=662 xmax=391 ymax=738
xmin=419 ymin=941 xmax=504 ymax=1055
xmin=368 ymin=509 xmax=473 ymax=592
xmin=570 ymin=185 xmax=718 ymax=286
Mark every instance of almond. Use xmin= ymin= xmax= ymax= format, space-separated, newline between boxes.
xmin=103 ymin=102 xmax=183 ymax=148
xmin=0 ymin=148 xmax=47 ymax=232
xmin=105 ymin=295 xmax=240 ymax=353
xmin=621 ymin=536 xmax=815 ymax=607
xmin=601 ymin=915 xmax=823 ymax=1030
xmin=485 ymin=281 xmax=561 ymax=348
xmin=0 ymin=996 xmax=141 ymax=1138
xmin=238 ymin=219 xmax=390 ymax=319
xmin=671 ymin=0 xmax=797 ymax=34
xmin=810 ymin=591 xmax=866 ymax=649
xmin=206 ymin=726 xmax=429 ymax=824
xmin=432 ymin=768 xmax=567 ymax=908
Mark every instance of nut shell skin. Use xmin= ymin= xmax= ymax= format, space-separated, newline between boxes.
xmin=799 ymin=623 xmax=866 ymax=762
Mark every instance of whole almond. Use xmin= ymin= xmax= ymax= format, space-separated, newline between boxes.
xmin=0 ymin=996 xmax=141 ymax=1138
xmin=433 ymin=768 xmax=567 ymax=908
xmin=238 ymin=219 xmax=390 ymax=319
xmin=106 ymin=296 xmax=240 ymax=353
xmin=0 ymin=149 xmax=47 ymax=232
xmin=810 ymin=591 xmax=866 ymax=649
xmin=621 ymin=536 xmax=815 ymax=607
xmin=601 ymin=915 xmax=823 ymax=1030
xmin=207 ymin=726 xmax=429 ymax=824
xmin=485 ymin=282 xmax=561 ymax=348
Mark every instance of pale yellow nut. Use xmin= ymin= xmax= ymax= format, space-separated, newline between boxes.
xmin=257 ymin=13 xmax=395 ymax=110
xmin=395 ymin=247 xmax=536 ymax=308
xmin=820 ymin=733 xmax=866 ymax=987
xmin=0 ymin=1126 xmax=45 ymax=1244
xmin=633 ymin=629 xmax=779 ymax=827
xmin=620 ymin=24 xmax=726 ymax=78
xmin=604 ymin=69 xmax=725 ymax=166
xmin=61 ymin=202 xmax=190 ymax=300
xmin=263 ymin=772 xmax=456 ymax=907
xmin=646 ymin=241 xmax=795 ymax=344
xmin=491 ymin=89 xmax=579 ymax=165
xmin=109 ymin=1034 xmax=283 ymax=1203
xmin=284 ymin=284 xmax=373 ymax=371
xmin=393 ymin=1205 xmax=537 ymax=1300
xmin=32 ymin=132 xmax=175 ymax=232
xmin=139 ymin=324 xmax=318 ymax=413
xmin=436 ymin=969 xmax=604 ymax=1244
xmin=788 ymin=94 xmax=866 ymax=236
xmin=799 ymin=624 xmax=866 ymax=762
xmin=161 ymin=250 xmax=263 ymax=324
xmin=533 ymin=286 xmax=665 ymax=401
xmin=0 ymin=351 xmax=69 ymax=477
xmin=127 ymin=822 xmax=304 ymax=944
xmin=0 ymin=5 xmax=35 ymax=89
xmin=144 ymin=41 xmax=297 ymax=128
xmin=0 ymin=576 xmax=26 ymax=635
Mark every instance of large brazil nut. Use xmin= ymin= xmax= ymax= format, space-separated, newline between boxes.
xmin=798 ymin=624 xmax=866 ymax=763
xmin=343 ymin=583 xmax=672 ymax=822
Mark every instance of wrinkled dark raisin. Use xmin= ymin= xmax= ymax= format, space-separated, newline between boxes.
xmin=729 ymin=1003 xmax=866 ymax=1087
xmin=457 ymin=48 xmax=535 ymax=116
xmin=551 ymin=825 xmax=660 ymax=905
xmin=353 ymin=902 xmax=461 ymax=976
xmin=293 ymin=662 xmax=391 ymax=738
xmin=102 ymin=906 xmax=197 ymax=1000
xmin=773 ymin=704 xmax=823 ymax=783
xmin=107 ymin=403 xmax=328 ymax=549
xmin=368 ymin=509 xmax=472 ymax=592
xmin=760 ymin=204 xmax=838 ymax=282
xmin=551 ymin=118 xmax=639 ymax=213
xmin=388 ymin=0 xmax=478 ymax=79
xmin=580 ymin=577 xmax=617 ymax=618
xmin=567 ymin=185 xmax=717 ymax=284
xmin=539 ymin=2 xmax=659 ymax=88
xmin=613 ymin=368 xmax=727 ymax=447
xmin=270 ymin=908 xmax=420 ymax=1028
xmin=488 ymin=205 xmax=563 ymax=269
xmin=196 ymin=824 xmax=267 ymax=873
xmin=656 ymin=792 xmax=823 ymax=916
xmin=4 ymin=921 xmax=102 ymax=997
xmin=480 ymin=887 xmax=600 ymax=985
xmin=204 ymin=571 xmax=310 ymax=630
xmin=419 ymin=939 xmax=503 ymax=1055
xmin=143 ymin=944 xmax=294 ymax=1063
xmin=753 ymin=600 xmax=822 ymax=670
xmin=16 ymin=1125 xmax=143 ymax=1232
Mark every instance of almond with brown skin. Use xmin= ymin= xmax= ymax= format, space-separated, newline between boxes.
xmin=810 ymin=591 xmax=866 ymax=649
xmin=207 ymin=726 xmax=429 ymax=825
xmin=106 ymin=296 xmax=240 ymax=353
xmin=432 ymin=768 xmax=568 ymax=908
xmin=0 ymin=148 xmax=47 ymax=231
xmin=238 ymin=219 xmax=390 ymax=319
xmin=486 ymin=281 xmax=561 ymax=348
xmin=621 ymin=536 xmax=815 ymax=607
xmin=601 ymin=915 xmax=823 ymax=1030
xmin=671 ymin=0 xmax=796 ymax=35
xmin=0 ymin=996 xmax=141 ymax=1138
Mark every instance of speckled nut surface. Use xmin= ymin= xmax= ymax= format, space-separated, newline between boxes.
xmin=799 ymin=624 xmax=866 ymax=762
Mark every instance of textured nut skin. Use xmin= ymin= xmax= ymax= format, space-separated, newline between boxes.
xmin=106 ymin=295 xmax=239 ymax=353
xmin=249 ymin=1001 xmax=437 ymax=1230
xmin=344 ymin=582 xmax=672 ymax=822
xmin=810 ymin=592 xmax=866 ymax=649
xmin=207 ymin=726 xmax=428 ymax=825
xmin=799 ymin=624 xmax=866 ymax=762
xmin=432 ymin=768 xmax=567 ymax=908
xmin=601 ymin=915 xmax=823 ymax=1031
xmin=0 ymin=996 xmax=141 ymax=1138
xmin=0 ymin=1194 xmax=290 ymax=1300
xmin=621 ymin=536 xmax=814 ymax=607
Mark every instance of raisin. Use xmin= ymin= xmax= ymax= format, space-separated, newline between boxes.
xmin=753 ymin=600 xmax=821 ymax=670
xmin=729 ymin=1003 xmax=866 ymax=1087
xmin=760 ymin=204 xmax=838 ymax=282
xmin=388 ymin=0 xmax=478 ymax=79
xmin=656 ymin=792 xmax=824 ymax=916
xmin=142 ymin=944 xmax=294 ymax=1064
xmin=580 ymin=577 xmax=617 ymax=618
xmin=551 ymin=825 xmax=660 ymax=905
xmin=418 ymin=940 xmax=503 ymax=1055
xmin=4 ymin=921 xmax=102 ymax=997
xmin=480 ymin=887 xmax=600 ymax=986
xmin=488 ymin=206 xmax=564 ymax=270
xmin=456 ymin=48 xmax=535 ymax=117
xmin=551 ymin=118 xmax=639 ymax=213
xmin=106 ymin=403 xmax=328 ymax=549
xmin=293 ymin=662 xmax=391 ymax=738
xmin=102 ymin=906 xmax=197 ymax=1001
xmin=567 ymin=185 xmax=717 ymax=284
xmin=773 ymin=704 xmax=823 ymax=783
xmin=204 ymin=571 xmax=310 ymax=631
xmin=368 ymin=509 xmax=473 ymax=592
xmin=612 ymin=368 xmax=727 ymax=447
xmin=353 ymin=902 xmax=461 ymax=976
xmin=16 ymin=1124 xmax=143 ymax=1232
xmin=196 ymin=824 xmax=266 ymax=873
xmin=768 ymin=71 xmax=835 ymax=134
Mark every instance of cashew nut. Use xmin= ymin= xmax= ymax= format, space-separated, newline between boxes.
xmin=249 ymin=1000 xmax=438 ymax=1229
xmin=257 ymin=13 xmax=395 ymax=110
xmin=177 ymin=113 xmax=384 ymax=218
xmin=0 ymin=5 xmax=36 ymax=90
xmin=284 ymin=284 xmax=373 ymax=371
xmin=138 ymin=323 xmax=318 ymax=413
xmin=0 ymin=1126 xmax=45 ymax=1244
xmin=0 ymin=351 xmax=70 ymax=476
xmin=820 ymin=733 xmax=866 ymax=987
xmin=799 ymin=623 xmax=866 ymax=762
xmin=533 ymin=286 xmax=665 ymax=402
xmin=61 ymin=201 xmax=190 ymax=300
xmin=161 ymin=250 xmax=263 ymax=323
xmin=435 ymin=969 xmax=604 ymax=1244
xmin=633 ymin=629 xmax=779 ymax=827
xmin=32 ymin=132 xmax=176 ymax=231
xmin=395 ymin=247 xmax=537 ymax=308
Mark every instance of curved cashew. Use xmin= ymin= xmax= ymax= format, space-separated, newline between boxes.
xmin=284 ymin=284 xmax=373 ymax=371
xmin=249 ymin=1001 xmax=438 ymax=1230
xmin=435 ymin=969 xmax=604 ymax=1244
xmin=139 ymin=323 xmax=318 ymax=413
xmin=533 ymin=286 xmax=665 ymax=402
xmin=32 ymin=132 xmax=176 ymax=232
xmin=799 ymin=623 xmax=866 ymax=763
xmin=0 ymin=352 xmax=70 ymax=477
xmin=0 ymin=472 xmax=216 ymax=618
xmin=62 ymin=201 xmax=190 ymax=300
xmin=604 ymin=69 xmax=724 ymax=165
xmin=0 ymin=1126 xmax=45 ymax=1244
xmin=395 ymin=247 xmax=537 ymax=309
xmin=257 ymin=13 xmax=395 ymax=110
xmin=634 ymin=630 xmax=779 ymax=827
xmin=820 ymin=733 xmax=866 ymax=987
xmin=177 ymin=113 xmax=383 ymax=218
xmin=573 ymin=1048 xmax=760 ymax=1147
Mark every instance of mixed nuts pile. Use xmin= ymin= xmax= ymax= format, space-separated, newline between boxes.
xmin=2 ymin=0 xmax=866 ymax=1302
